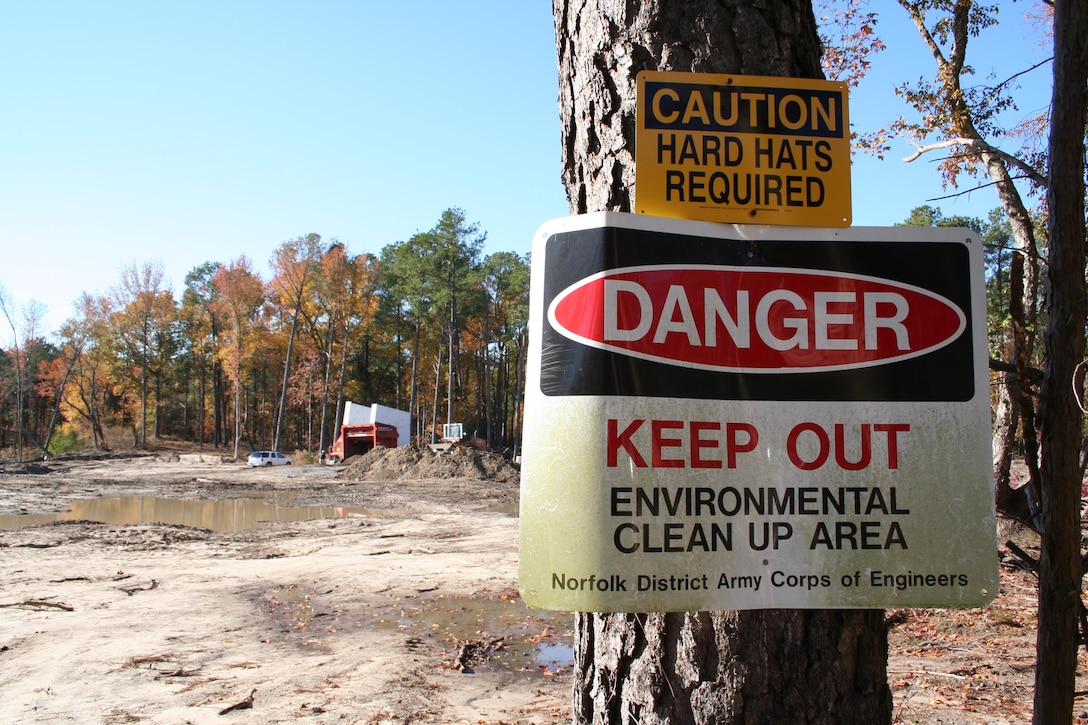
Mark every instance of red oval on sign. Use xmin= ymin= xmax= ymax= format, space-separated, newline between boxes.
xmin=547 ymin=265 xmax=966 ymax=372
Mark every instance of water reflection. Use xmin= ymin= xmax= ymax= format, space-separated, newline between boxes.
xmin=368 ymin=594 xmax=575 ymax=672
xmin=0 ymin=496 xmax=400 ymax=533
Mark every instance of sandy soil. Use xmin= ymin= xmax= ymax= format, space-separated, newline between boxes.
xmin=0 ymin=450 xmax=569 ymax=724
xmin=0 ymin=449 xmax=1083 ymax=724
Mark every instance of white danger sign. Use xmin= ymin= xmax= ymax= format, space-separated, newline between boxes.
xmin=518 ymin=213 xmax=998 ymax=612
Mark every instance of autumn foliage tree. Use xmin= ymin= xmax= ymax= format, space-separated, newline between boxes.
xmin=111 ymin=261 xmax=177 ymax=448
xmin=211 ymin=257 xmax=265 ymax=460
xmin=268 ymin=233 xmax=324 ymax=453
xmin=0 ymin=206 xmax=529 ymax=463
xmin=309 ymin=243 xmax=380 ymax=455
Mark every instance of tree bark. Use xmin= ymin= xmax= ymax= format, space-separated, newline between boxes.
xmin=1033 ymin=1 xmax=1088 ymax=722
xmin=553 ymin=1 xmax=891 ymax=721
xmin=556 ymin=0 xmax=823 ymax=216
xmin=574 ymin=609 xmax=889 ymax=724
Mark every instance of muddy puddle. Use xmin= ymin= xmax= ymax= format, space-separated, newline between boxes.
xmin=260 ymin=586 xmax=575 ymax=674
xmin=0 ymin=495 xmax=404 ymax=533
xmin=405 ymin=594 xmax=574 ymax=673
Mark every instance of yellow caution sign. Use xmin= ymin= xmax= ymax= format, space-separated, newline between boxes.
xmin=636 ymin=72 xmax=851 ymax=227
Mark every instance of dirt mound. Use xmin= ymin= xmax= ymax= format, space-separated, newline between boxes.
xmin=338 ymin=445 xmax=520 ymax=483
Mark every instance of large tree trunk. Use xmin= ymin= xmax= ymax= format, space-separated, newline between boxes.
xmin=574 ymin=609 xmax=889 ymax=723
xmin=1033 ymin=2 xmax=1088 ymax=722
xmin=553 ymin=1 xmax=891 ymax=722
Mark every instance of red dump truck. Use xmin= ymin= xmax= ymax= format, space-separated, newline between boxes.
xmin=327 ymin=422 xmax=399 ymax=463
xmin=326 ymin=402 xmax=410 ymax=463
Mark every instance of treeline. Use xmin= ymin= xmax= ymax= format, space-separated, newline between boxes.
xmin=1 ymin=204 xmax=1029 ymax=463
xmin=0 ymin=208 xmax=529 ymax=461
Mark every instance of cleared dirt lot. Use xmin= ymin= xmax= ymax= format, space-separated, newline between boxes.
xmin=0 ymin=448 xmax=1083 ymax=723
xmin=0 ymin=450 xmax=569 ymax=724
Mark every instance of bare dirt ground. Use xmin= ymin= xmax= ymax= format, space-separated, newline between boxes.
xmin=0 ymin=446 xmax=1084 ymax=724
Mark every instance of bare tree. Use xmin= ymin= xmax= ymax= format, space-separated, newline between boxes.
xmin=0 ymin=284 xmax=24 ymax=460
xmin=552 ymin=1 xmax=891 ymax=721
xmin=0 ymin=286 xmax=46 ymax=461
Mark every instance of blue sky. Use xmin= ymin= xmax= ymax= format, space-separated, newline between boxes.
xmin=0 ymin=1 xmax=1052 ymax=339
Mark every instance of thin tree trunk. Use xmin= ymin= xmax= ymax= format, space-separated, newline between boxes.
xmin=387 ymin=304 xmax=404 ymax=411
xmin=1006 ymin=220 xmax=1043 ymax=530
xmin=140 ymin=319 xmax=148 ymax=448
xmin=217 ymin=360 xmax=227 ymax=448
xmin=318 ymin=322 xmax=335 ymax=458
xmin=232 ymin=339 xmax=243 ymax=461
xmin=198 ymin=359 xmax=206 ymax=447
xmin=40 ymin=345 xmax=80 ymax=458
xmin=1 ymin=312 xmax=25 ymax=461
xmin=394 ymin=325 xmax=403 ymax=410
xmin=497 ymin=344 xmax=508 ymax=448
xmin=274 ymin=293 xmax=303 ymax=452
xmin=993 ymin=375 xmax=1033 ymax=523
xmin=332 ymin=317 xmax=352 ymax=451
xmin=447 ymin=322 xmax=455 ymax=426
xmin=447 ymin=281 xmax=457 ymax=427
xmin=431 ymin=350 xmax=442 ymax=444
xmin=153 ymin=368 xmax=162 ymax=441
xmin=409 ymin=318 xmax=421 ymax=441
xmin=1033 ymin=1 xmax=1088 ymax=721
xmin=512 ymin=338 xmax=525 ymax=457
xmin=553 ymin=1 xmax=890 ymax=721
xmin=88 ymin=368 xmax=106 ymax=450
xmin=484 ymin=307 xmax=494 ymax=448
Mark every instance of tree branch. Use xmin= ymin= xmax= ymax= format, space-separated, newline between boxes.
xmin=898 ymin=1 xmax=947 ymax=68
xmin=903 ymin=137 xmax=1048 ymax=187
xmin=924 ymin=175 xmax=1045 ymax=207
xmin=948 ymin=0 xmax=971 ymax=79
xmin=990 ymin=358 xmax=1044 ymax=383
xmin=994 ymin=57 xmax=1055 ymax=93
